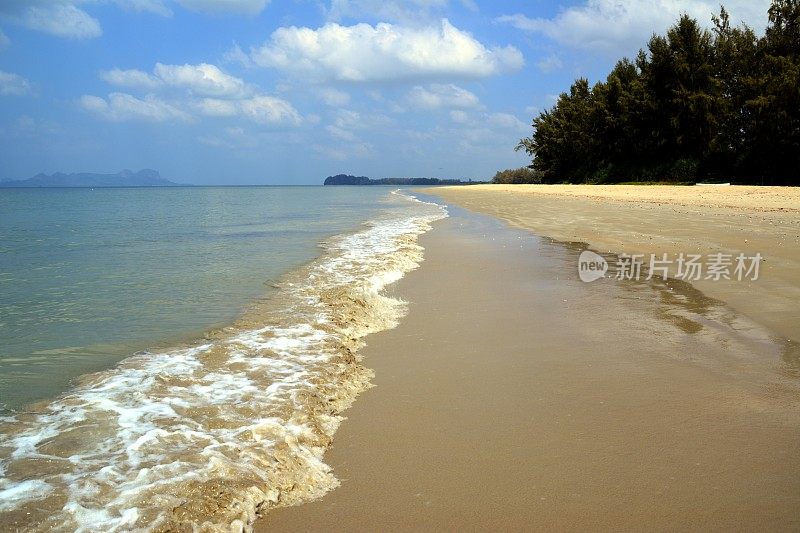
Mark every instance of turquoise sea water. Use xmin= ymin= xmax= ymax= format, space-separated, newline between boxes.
xmin=0 ymin=186 xmax=446 ymax=530
xmin=0 ymin=186 xmax=403 ymax=411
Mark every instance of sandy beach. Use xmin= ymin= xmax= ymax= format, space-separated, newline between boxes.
xmin=261 ymin=187 xmax=800 ymax=531
xmin=432 ymin=185 xmax=800 ymax=341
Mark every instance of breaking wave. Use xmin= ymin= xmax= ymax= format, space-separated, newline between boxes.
xmin=0 ymin=190 xmax=447 ymax=531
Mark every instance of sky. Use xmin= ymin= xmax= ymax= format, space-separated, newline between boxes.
xmin=0 ymin=0 xmax=773 ymax=185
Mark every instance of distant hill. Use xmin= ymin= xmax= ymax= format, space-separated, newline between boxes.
xmin=0 ymin=169 xmax=183 ymax=188
xmin=324 ymin=174 xmax=477 ymax=186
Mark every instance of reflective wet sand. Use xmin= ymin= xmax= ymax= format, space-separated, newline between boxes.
xmin=432 ymin=184 xmax=800 ymax=341
xmin=263 ymin=206 xmax=800 ymax=531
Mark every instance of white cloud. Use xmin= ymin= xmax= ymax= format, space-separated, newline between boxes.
xmin=326 ymin=124 xmax=356 ymax=141
xmin=81 ymin=92 xmax=301 ymax=125
xmin=223 ymin=43 xmax=252 ymax=66
xmin=195 ymin=98 xmax=239 ymax=117
xmin=80 ymin=93 xmax=192 ymax=122
xmin=0 ymin=1 xmax=170 ymax=40
xmin=443 ymin=109 xmax=528 ymax=136
xmin=117 ymin=0 xmax=173 ymax=17
xmin=94 ymin=62 xmax=301 ymax=126
xmin=332 ymin=109 xmax=391 ymax=130
xmin=407 ymin=83 xmax=480 ymax=109
xmin=249 ymin=19 xmax=523 ymax=82
xmin=0 ymin=29 xmax=9 ymax=47
xmin=333 ymin=109 xmax=362 ymax=129
xmin=100 ymin=68 xmax=161 ymax=89
xmin=319 ymin=87 xmax=351 ymax=106
xmin=195 ymin=95 xmax=301 ymax=124
xmin=487 ymin=112 xmax=528 ymax=132
xmin=449 ymin=109 xmax=469 ymax=123
xmin=101 ymin=63 xmax=252 ymax=98
xmin=459 ymin=0 xmax=478 ymax=12
xmin=0 ymin=70 xmax=32 ymax=96
xmin=196 ymin=95 xmax=304 ymax=125
xmin=239 ymin=95 xmax=302 ymax=125
xmin=322 ymin=108 xmax=392 ymax=144
xmin=0 ymin=0 xmax=271 ymax=41
xmin=177 ymin=0 xmax=270 ymax=15
xmin=536 ymin=54 xmax=563 ymax=73
xmin=498 ymin=0 xmax=771 ymax=55
xmin=153 ymin=63 xmax=252 ymax=98
xmin=11 ymin=2 xmax=102 ymax=39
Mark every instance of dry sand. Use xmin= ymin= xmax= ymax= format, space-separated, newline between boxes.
xmin=260 ymin=199 xmax=800 ymax=531
xmin=432 ymin=185 xmax=800 ymax=341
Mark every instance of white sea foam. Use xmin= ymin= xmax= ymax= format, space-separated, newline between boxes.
xmin=0 ymin=191 xmax=447 ymax=531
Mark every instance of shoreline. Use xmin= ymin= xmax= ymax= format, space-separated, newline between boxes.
xmin=429 ymin=184 xmax=800 ymax=341
xmin=0 ymin=186 xmax=401 ymax=413
xmin=261 ymin=200 xmax=800 ymax=530
xmin=0 ymin=191 xmax=446 ymax=530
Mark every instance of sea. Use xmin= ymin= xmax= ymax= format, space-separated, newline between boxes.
xmin=0 ymin=186 xmax=447 ymax=530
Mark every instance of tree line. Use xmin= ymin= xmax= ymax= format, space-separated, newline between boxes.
xmin=516 ymin=0 xmax=800 ymax=185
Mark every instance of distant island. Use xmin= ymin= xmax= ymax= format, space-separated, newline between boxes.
xmin=324 ymin=174 xmax=478 ymax=186
xmin=0 ymin=169 xmax=183 ymax=188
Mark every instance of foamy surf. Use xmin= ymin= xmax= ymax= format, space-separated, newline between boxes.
xmin=0 ymin=191 xmax=447 ymax=531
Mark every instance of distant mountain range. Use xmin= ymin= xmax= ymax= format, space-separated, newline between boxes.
xmin=324 ymin=174 xmax=477 ymax=186
xmin=0 ymin=169 xmax=183 ymax=188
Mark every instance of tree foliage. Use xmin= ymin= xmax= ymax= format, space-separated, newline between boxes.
xmin=491 ymin=167 xmax=543 ymax=184
xmin=517 ymin=1 xmax=800 ymax=185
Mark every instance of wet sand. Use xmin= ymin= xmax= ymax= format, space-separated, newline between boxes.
xmin=260 ymin=204 xmax=800 ymax=531
xmin=431 ymin=184 xmax=800 ymax=341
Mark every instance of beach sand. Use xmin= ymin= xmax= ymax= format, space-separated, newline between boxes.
xmin=432 ymin=184 xmax=800 ymax=341
xmin=260 ymin=195 xmax=800 ymax=531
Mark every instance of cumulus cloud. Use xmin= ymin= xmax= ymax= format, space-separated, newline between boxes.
xmin=79 ymin=93 xmax=192 ymax=122
xmin=248 ymin=19 xmax=523 ymax=82
xmin=83 ymin=87 xmax=300 ymax=126
xmin=486 ymin=112 xmax=529 ymax=132
xmin=1 ymin=2 xmax=102 ymax=39
xmin=82 ymin=92 xmax=301 ymax=124
xmin=0 ymin=70 xmax=32 ymax=96
xmin=101 ymin=63 xmax=253 ymax=98
xmin=498 ymin=0 xmax=771 ymax=55
xmin=100 ymin=68 xmax=161 ymax=89
xmin=153 ymin=63 xmax=252 ymax=97
xmin=0 ymin=0 xmax=272 ymax=40
xmin=177 ymin=0 xmax=270 ymax=15
xmin=406 ymin=83 xmax=480 ymax=109
xmin=94 ymin=61 xmax=301 ymax=125
xmin=239 ymin=95 xmax=302 ymax=124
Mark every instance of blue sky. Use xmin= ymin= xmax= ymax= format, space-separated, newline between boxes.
xmin=0 ymin=0 xmax=771 ymax=185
